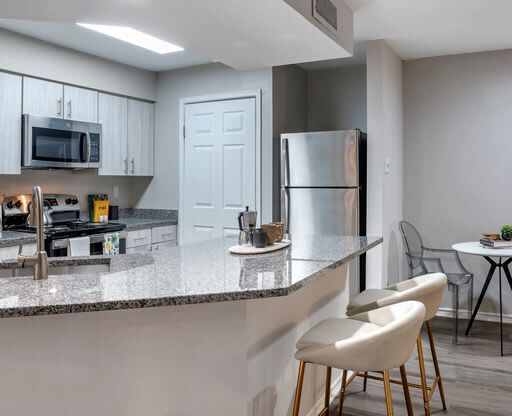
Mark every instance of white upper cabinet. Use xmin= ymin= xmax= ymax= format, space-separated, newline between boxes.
xmin=63 ymin=85 xmax=98 ymax=123
xmin=23 ymin=78 xmax=98 ymax=123
xmin=98 ymin=93 xmax=128 ymax=176
xmin=0 ymin=72 xmax=22 ymax=175
xmin=22 ymin=77 xmax=64 ymax=118
xmin=128 ymin=99 xmax=154 ymax=176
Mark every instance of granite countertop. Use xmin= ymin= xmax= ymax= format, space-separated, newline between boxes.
xmin=0 ymin=234 xmax=382 ymax=318
xmin=121 ymin=217 xmax=177 ymax=231
xmin=0 ymin=231 xmax=37 ymax=247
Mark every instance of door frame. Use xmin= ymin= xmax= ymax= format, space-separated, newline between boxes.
xmin=178 ymin=90 xmax=262 ymax=243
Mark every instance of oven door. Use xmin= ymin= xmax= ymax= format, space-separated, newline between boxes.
xmin=49 ymin=231 xmax=127 ymax=257
xmin=23 ymin=115 xmax=101 ymax=169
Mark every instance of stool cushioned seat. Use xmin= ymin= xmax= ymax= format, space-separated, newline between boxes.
xmin=347 ymin=273 xmax=447 ymax=321
xmin=295 ymin=301 xmax=426 ymax=372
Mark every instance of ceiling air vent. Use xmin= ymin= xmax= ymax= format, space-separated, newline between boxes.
xmin=313 ymin=0 xmax=338 ymax=34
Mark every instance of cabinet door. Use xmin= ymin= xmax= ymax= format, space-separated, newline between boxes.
xmin=0 ymin=72 xmax=22 ymax=174
xmin=128 ymin=99 xmax=154 ymax=176
xmin=22 ymin=77 xmax=64 ymax=118
xmin=63 ymin=85 xmax=98 ymax=122
xmin=98 ymin=93 xmax=128 ymax=176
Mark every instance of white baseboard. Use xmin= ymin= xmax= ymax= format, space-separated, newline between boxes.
xmin=305 ymin=371 xmax=356 ymax=416
xmin=437 ymin=307 xmax=512 ymax=324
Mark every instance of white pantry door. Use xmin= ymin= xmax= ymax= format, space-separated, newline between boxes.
xmin=183 ymin=98 xmax=256 ymax=244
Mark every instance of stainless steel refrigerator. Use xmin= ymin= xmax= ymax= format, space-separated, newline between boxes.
xmin=280 ymin=129 xmax=367 ymax=289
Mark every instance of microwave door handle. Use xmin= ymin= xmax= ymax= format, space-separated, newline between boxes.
xmin=85 ymin=132 xmax=91 ymax=165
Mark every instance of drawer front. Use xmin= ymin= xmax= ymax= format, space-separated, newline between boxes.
xmin=0 ymin=243 xmax=37 ymax=261
xmin=126 ymin=229 xmax=152 ymax=248
xmin=152 ymin=225 xmax=177 ymax=244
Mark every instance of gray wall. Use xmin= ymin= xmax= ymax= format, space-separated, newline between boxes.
xmin=404 ymin=49 xmax=512 ymax=317
xmin=272 ymin=65 xmax=308 ymax=220
xmin=0 ymin=28 xmax=156 ymax=100
xmin=307 ymin=64 xmax=367 ymax=132
xmin=366 ymin=40 xmax=404 ymax=288
xmin=137 ymin=63 xmax=274 ymax=223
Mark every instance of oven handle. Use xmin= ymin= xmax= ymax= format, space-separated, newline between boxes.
xmin=52 ymin=230 xmax=128 ymax=249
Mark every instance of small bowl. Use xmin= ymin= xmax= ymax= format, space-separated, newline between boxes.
xmin=482 ymin=233 xmax=500 ymax=241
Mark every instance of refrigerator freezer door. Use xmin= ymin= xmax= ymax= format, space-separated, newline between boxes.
xmin=282 ymin=188 xmax=359 ymax=235
xmin=281 ymin=130 xmax=359 ymax=187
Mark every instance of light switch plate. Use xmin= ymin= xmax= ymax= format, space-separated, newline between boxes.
xmin=113 ymin=185 xmax=119 ymax=199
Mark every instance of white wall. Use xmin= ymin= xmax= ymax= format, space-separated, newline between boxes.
xmin=0 ymin=28 xmax=156 ymax=100
xmin=404 ymin=49 xmax=512 ymax=317
xmin=272 ymin=65 xmax=308 ymax=220
xmin=366 ymin=40 xmax=404 ymax=288
xmin=0 ymin=170 xmax=150 ymax=209
xmin=306 ymin=64 xmax=367 ymax=132
xmin=138 ymin=63 xmax=273 ymax=222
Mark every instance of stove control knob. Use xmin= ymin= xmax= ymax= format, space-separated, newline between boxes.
xmin=14 ymin=200 xmax=22 ymax=209
xmin=6 ymin=200 xmax=14 ymax=209
xmin=65 ymin=198 xmax=72 ymax=205
xmin=71 ymin=198 xmax=78 ymax=205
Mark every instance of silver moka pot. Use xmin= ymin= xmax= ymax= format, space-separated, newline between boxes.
xmin=237 ymin=206 xmax=257 ymax=245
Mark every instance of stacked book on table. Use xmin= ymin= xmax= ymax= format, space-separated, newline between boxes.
xmin=480 ymin=239 xmax=512 ymax=248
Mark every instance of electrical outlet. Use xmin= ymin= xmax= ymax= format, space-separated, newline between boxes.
xmin=384 ymin=158 xmax=390 ymax=174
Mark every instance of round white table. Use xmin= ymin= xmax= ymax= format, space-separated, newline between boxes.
xmin=452 ymin=242 xmax=512 ymax=356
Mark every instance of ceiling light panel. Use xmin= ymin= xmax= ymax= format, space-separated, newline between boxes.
xmin=77 ymin=23 xmax=184 ymax=54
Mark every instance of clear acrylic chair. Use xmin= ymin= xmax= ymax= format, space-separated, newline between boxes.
xmin=399 ymin=220 xmax=473 ymax=344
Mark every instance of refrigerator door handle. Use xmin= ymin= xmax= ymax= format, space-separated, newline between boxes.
xmin=281 ymin=188 xmax=290 ymax=233
xmin=282 ymin=137 xmax=290 ymax=187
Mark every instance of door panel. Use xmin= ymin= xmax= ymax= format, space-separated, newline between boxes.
xmin=98 ymin=93 xmax=128 ymax=176
xmin=23 ymin=77 xmax=63 ymax=118
xmin=283 ymin=188 xmax=358 ymax=236
xmin=128 ymin=99 xmax=154 ymax=176
xmin=183 ymin=98 xmax=256 ymax=244
xmin=0 ymin=72 xmax=22 ymax=174
xmin=281 ymin=130 xmax=359 ymax=187
xmin=63 ymin=85 xmax=98 ymax=123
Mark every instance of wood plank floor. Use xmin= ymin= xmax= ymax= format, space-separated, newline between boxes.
xmin=328 ymin=317 xmax=512 ymax=415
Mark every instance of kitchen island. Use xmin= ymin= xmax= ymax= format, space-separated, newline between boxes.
xmin=0 ymin=234 xmax=381 ymax=415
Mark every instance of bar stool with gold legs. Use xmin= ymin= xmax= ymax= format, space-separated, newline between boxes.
xmin=345 ymin=273 xmax=448 ymax=416
xmin=292 ymin=301 xmax=426 ymax=416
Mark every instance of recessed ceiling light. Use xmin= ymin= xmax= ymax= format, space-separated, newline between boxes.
xmin=76 ymin=23 xmax=184 ymax=54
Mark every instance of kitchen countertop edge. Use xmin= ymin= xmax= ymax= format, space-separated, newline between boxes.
xmin=0 ymin=236 xmax=382 ymax=318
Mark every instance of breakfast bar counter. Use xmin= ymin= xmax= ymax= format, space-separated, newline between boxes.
xmin=0 ymin=234 xmax=381 ymax=318
xmin=0 ymin=234 xmax=381 ymax=416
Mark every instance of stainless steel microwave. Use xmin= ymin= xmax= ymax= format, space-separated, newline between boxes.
xmin=22 ymin=114 xmax=101 ymax=169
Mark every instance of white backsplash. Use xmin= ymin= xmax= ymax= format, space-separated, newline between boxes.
xmin=0 ymin=169 xmax=151 ymax=209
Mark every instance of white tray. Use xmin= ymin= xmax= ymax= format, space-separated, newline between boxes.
xmin=229 ymin=239 xmax=291 ymax=255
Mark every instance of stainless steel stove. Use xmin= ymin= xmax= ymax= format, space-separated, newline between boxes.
xmin=2 ymin=194 xmax=126 ymax=256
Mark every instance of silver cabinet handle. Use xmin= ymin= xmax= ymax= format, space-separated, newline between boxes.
xmin=57 ymin=98 xmax=62 ymax=116
xmin=282 ymin=137 xmax=290 ymax=187
xmin=131 ymin=158 xmax=135 ymax=174
xmin=124 ymin=158 xmax=128 ymax=174
xmin=281 ymin=188 xmax=290 ymax=233
xmin=67 ymin=100 xmax=72 ymax=118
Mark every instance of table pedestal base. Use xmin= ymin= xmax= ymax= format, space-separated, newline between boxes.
xmin=465 ymin=257 xmax=512 ymax=356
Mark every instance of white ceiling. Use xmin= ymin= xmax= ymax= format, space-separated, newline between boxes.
xmin=0 ymin=19 xmax=211 ymax=72
xmin=304 ymin=0 xmax=512 ymax=70
xmin=0 ymin=0 xmax=351 ymax=72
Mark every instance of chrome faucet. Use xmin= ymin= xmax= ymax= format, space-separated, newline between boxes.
xmin=17 ymin=186 xmax=49 ymax=280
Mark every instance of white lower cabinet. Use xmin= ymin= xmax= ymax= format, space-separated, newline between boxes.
xmin=125 ymin=225 xmax=177 ymax=254
xmin=0 ymin=243 xmax=37 ymax=261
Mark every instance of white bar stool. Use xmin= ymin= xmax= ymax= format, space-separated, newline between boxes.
xmin=346 ymin=273 xmax=448 ymax=416
xmin=292 ymin=301 xmax=426 ymax=416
